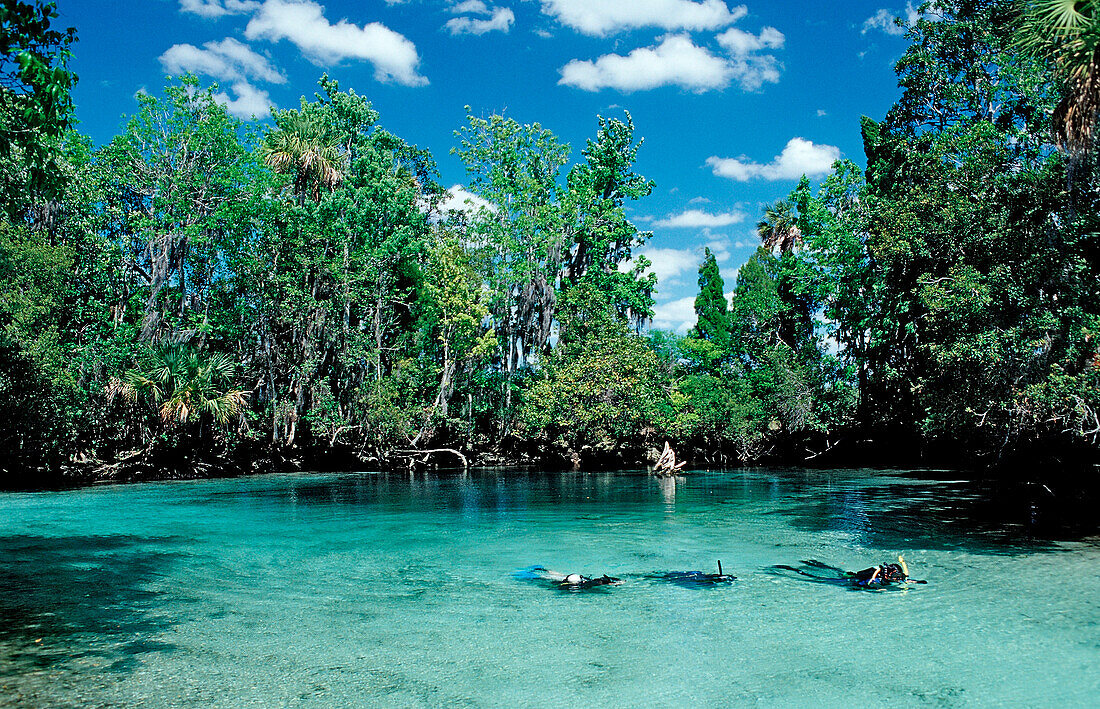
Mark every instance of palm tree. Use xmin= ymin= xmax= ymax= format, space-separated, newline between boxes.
xmin=756 ymin=200 xmax=802 ymax=253
xmin=260 ymin=108 xmax=344 ymax=202
xmin=1016 ymin=0 xmax=1100 ymax=152
xmin=122 ymin=345 xmax=247 ymax=426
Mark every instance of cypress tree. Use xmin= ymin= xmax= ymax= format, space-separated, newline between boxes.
xmin=692 ymin=247 xmax=732 ymax=354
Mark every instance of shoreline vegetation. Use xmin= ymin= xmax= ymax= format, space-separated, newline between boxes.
xmin=3 ymin=1 xmax=1100 ymax=492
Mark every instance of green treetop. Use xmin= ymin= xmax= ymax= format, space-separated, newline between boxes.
xmin=691 ymin=247 xmax=732 ymax=355
xmin=0 ymin=0 xmax=77 ymax=218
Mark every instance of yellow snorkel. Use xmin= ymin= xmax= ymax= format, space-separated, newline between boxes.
xmin=898 ymin=555 xmax=909 ymax=577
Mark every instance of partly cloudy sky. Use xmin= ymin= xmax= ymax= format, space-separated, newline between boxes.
xmin=63 ymin=0 xmax=920 ymax=332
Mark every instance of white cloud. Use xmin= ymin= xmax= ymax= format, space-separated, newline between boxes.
xmin=559 ymin=34 xmax=734 ymax=92
xmin=541 ymin=0 xmax=746 ymax=36
xmin=862 ymin=9 xmax=904 ymax=35
xmin=451 ymin=0 xmax=490 ymax=13
xmin=705 ymin=236 xmax=734 ymax=262
xmin=706 ymin=137 xmax=840 ymax=181
xmin=862 ymin=3 xmax=919 ymax=36
xmin=715 ymin=25 xmax=784 ymax=90
xmin=653 ymin=209 xmax=745 ymax=228
xmin=213 ymin=81 xmax=274 ymax=119
xmin=559 ymin=19 xmax=784 ymax=94
xmin=244 ymin=0 xmax=428 ymax=86
xmin=179 ymin=0 xmax=259 ymax=17
xmin=715 ymin=25 xmax=783 ymax=55
xmin=651 ymin=295 xmax=697 ymax=332
xmin=728 ymin=54 xmax=780 ymax=91
xmin=816 ymin=109 xmax=827 ymax=117
xmin=159 ymin=37 xmax=286 ymax=84
xmin=446 ymin=7 xmax=515 ymax=35
xmin=438 ymin=184 xmax=497 ymax=215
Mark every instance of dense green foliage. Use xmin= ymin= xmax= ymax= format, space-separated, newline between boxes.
xmin=0 ymin=0 xmax=76 ymax=215
xmin=2 ymin=0 xmax=1098 ymax=484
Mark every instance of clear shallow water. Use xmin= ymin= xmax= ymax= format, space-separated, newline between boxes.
xmin=0 ymin=468 xmax=1097 ymax=708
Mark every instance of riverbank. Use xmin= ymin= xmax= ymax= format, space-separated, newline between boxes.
xmin=6 ymin=434 xmax=1097 ymax=488
xmin=3 ymin=436 xmax=1095 ymax=543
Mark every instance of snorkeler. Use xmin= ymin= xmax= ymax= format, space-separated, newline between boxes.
xmin=848 ymin=556 xmax=910 ymax=586
xmin=772 ymin=556 xmax=925 ymax=587
xmin=516 ymin=566 xmax=623 ymax=590
xmin=657 ymin=560 xmax=736 ymax=586
xmin=558 ymin=572 xmax=622 ymax=589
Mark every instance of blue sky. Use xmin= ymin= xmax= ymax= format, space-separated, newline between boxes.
xmin=59 ymin=0 xmax=919 ymax=332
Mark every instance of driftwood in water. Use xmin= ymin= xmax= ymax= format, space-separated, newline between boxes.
xmin=653 ymin=442 xmax=686 ymax=477
xmin=395 ymin=448 xmax=469 ymax=470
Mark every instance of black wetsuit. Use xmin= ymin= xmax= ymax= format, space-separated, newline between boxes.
xmin=771 ymin=559 xmax=922 ymax=587
xmin=559 ymin=574 xmax=621 ymax=589
xmin=660 ymin=571 xmax=736 ymax=586
xmin=849 ymin=563 xmax=907 ymax=586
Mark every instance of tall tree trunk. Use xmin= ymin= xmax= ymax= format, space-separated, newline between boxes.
xmin=436 ymin=340 xmax=454 ymax=419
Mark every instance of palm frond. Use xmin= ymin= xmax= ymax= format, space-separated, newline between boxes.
xmin=1033 ymin=0 xmax=1094 ymax=38
xmin=757 ymin=200 xmax=802 ymax=253
xmin=202 ymin=390 xmax=248 ymax=425
xmin=261 ymin=108 xmax=347 ymax=199
xmin=122 ymin=370 xmax=164 ymax=403
xmin=1016 ymin=1 xmax=1098 ymax=63
xmin=203 ymin=352 xmax=238 ymax=384
xmin=106 ymin=376 xmax=138 ymax=403
xmin=1015 ymin=2 xmax=1100 ymax=152
xmin=125 ymin=345 xmax=245 ymax=428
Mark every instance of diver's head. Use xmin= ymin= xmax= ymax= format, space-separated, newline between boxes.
xmin=563 ymin=573 xmax=584 ymax=585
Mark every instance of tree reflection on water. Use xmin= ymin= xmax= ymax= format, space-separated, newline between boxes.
xmin=0 ymin=533 xmax=181 ymax=702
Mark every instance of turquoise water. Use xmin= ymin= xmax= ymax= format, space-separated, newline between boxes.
xmin=0 ymin=468 xmax=1097 ymax=707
